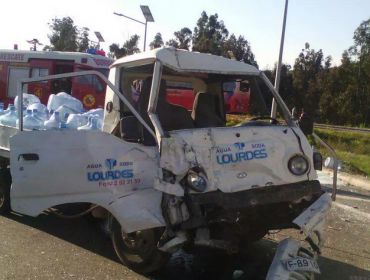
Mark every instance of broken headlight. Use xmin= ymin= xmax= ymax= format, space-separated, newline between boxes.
xmin=288 ymin=155 xmax=309 ymax=176
xmin=187 ymin=173 xmax=207 ymax=192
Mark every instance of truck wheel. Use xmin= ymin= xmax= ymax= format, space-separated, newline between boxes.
xmin=0 ymin=180 xmax=11 ymax=214
xmin=110 ymin=215 xmax=171 ymax=274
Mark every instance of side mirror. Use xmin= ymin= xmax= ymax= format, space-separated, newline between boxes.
xmin=298 ymin=115 xmax=314 ymax=135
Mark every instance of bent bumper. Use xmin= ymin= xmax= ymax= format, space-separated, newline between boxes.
xmin=266 ymin=192 xmax=332 ymax=280
xmin=190 ymin=180 xmax=323 ymax=209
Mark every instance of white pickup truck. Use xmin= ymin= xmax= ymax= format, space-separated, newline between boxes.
xmin=0 ymin=48 xmax=336 ymax=279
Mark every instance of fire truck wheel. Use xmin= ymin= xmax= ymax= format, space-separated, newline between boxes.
xmin=110 ymin=215 xmax=171 ymax=274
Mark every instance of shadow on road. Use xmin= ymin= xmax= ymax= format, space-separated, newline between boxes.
xmin=3 ymin=212 xmax=370 ymax=280
xmin=323 ymin=185 xmax=370 ymax=201
xmin=3 ymin=211 xmax=120 ymax=263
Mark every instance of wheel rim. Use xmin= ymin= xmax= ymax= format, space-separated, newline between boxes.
xmin=0 ymin=188 xmax=5 ymax=208
xmin=120 ymin=228 xmax=154 ymax=263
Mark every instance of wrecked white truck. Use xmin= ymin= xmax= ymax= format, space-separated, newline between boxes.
xmin=0 ymin=48 xmax=334 ymax=279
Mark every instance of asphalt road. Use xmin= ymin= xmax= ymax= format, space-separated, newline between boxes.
xmin=1 ymin=171 xmax=370 ymax=280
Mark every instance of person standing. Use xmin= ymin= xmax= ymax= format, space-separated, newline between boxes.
xmin=292 ymin=106 xmax=298 ymax=120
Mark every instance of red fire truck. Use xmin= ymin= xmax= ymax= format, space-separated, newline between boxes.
xmin=132 ymin=80 xmax=251 ymax=114
xmin=165 ymin=81 xmax=251 ymax=114
xmin=0 ymin=50 xmax=114 ymax=109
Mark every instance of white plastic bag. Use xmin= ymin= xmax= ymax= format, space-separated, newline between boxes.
xmin=47 ymin=92 xmax=83 ymax=112
xmin=15 ymin=93 xmax=40 ymax=110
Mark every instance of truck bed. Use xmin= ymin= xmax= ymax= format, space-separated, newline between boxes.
xmin=0 ymin=125 xmax=19 ymax=158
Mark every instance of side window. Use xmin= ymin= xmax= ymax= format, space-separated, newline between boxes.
xmin=75 ymin=69 xmax=93 ymax=85
xmin=31 ymin=68 xmax=49 ymax=84
xmin=92 ymin=76 xmax=104 ymax=91
xmin=7 ymin=68 xmax=29 ymax=98
xmin=222 ymin=82 xmax=236 ymax=92
xmin=240 ymin=82 xmax=250 ymax=93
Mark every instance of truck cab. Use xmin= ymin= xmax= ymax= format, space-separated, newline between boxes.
xmin=1 ymin=48 xmax=331 ymax=277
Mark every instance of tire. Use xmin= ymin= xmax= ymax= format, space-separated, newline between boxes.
xmin=0 ymin=167 xmax=11 ymax=215
xmin=110 ymin=215 xmax=171 ymax=274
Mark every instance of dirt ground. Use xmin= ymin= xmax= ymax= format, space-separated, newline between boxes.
xmin=1 ymin=171 xmax=370 ymax=280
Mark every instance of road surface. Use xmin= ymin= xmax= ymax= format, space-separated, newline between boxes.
xmin=1 ymin=171 xmax=370 ymax=280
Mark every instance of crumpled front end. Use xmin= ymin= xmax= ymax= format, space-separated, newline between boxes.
xmin=158 ymin=125 xmax=318 ymax=195
xmin=266 ymin=192 xmax=332 ymax=280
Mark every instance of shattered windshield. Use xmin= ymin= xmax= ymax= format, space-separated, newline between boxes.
xmin=224 ymin=76 xmax=289 ymax=127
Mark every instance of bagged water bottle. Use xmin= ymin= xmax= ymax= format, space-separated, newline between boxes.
xmin=3 ymin=103 xmax=13 ymax=114
xmin=59 ymin=123 xmax=69 ymax=130
xmin=44 ymin=111 xmax=62 ymax=130
xmin=78 ymin=117 xmax=99 ymax=131
xmin=55 ymin=105 xmax=81 ymax=122
xmin=16 ymin=110 xmax=42 ymax=130
xmin=14 ymin=93 xmax=40 ymax=110
xmin=0 ymin=104 xmax=18 ymax=127
xmin=28 ymin=103 xmax=49 ymax=121
xmin=47 ymin=92 xmax=83 ymax=112
xmin=83 ymin=109 xmax=104 ymax=130
xmin=0 ymin=103 xmax=5 ymax=116
xmin=83 ymin=108 xmax=104 ymax=119
xmin=78 ymin=116 xmax=93 ymax=130
xmin=32 ymin=109 xmax=46 ymax=130
xmin=65 ymin=114 xmax=87 ymax=130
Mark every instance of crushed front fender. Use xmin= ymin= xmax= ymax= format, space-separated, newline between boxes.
xmin=293 ymin=192 xmax=332 ymax=251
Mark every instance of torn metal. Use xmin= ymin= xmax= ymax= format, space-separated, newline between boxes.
xmin=293 ymin=192 xmax=332 ymax=250
xmin=266 ymin=238 xmax=318 ymax=280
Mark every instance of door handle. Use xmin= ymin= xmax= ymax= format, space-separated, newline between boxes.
xmin=18 ymin=154 xmax=39 ymax=161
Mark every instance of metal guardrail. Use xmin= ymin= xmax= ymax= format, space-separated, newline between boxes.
xmin=312 ymin=132 xmax=337 ymax=201
xmin=314 ymin=123 xmax=370 ymax=134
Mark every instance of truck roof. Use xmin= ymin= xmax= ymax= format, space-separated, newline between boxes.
xmin=0 ymin=49 xmax=114 ymax=68
xmin=111 ymin=47 xmax=260 ymax=75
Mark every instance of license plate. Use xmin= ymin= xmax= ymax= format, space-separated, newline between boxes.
xmin=282 ymin=257 xmax=321 ymax=274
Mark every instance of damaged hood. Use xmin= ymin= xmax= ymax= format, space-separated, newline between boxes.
xmin=163 ymin=125 xmax=317 ymax=193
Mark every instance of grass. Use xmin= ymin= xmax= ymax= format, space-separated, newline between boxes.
xmin=309 ymin=129 xmax=370 ymax=177
xmin=226 ymin=115 xmax=370 ymax=177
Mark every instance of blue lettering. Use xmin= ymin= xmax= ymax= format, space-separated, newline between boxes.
xmin=245 ymin=151 xmax=254 ymax=160
xmin=259 ymin=149 xmax=268 ymax=159
xmin=238 ymin=152 xmax=246 ymax=161
xmin=107 ymin=171 xmax=114 ymax=180
xmin=222 ymin=154 xmax=231 ymax=164
xmin=230 ymin=153 xmax=239 ymax=163
xmin=216 ymin=155 xmax=223 ymax=165
xmin=87 ymin=169 xmax=134 ymax=182
xmin=216 ymin=149 xmax=268 ymax=165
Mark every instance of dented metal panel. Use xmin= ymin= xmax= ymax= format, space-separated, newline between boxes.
xmin=166 ymin=125 xmax=318 ymax=193
xmin=0 ymin=125 xmax=18 ymax=156
xmin=293 ymin=192 xmax=332 ymax=247
xmin=10 ymin=130 xmax=165 ymax=233
xmin=111 ymin=47 xmax=261 ymax=76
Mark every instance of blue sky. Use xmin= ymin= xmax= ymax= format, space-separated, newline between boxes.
xmin=1 ymin=0 xmax=369 ymax=69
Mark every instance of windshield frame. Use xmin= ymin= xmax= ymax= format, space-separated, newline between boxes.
xmin=145 ymin=61 xmax=295 ymax=141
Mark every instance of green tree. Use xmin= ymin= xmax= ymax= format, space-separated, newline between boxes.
xmin=44 ymin=17 xmax=91 ymax=52
xmin=192 ymin=11 xmax=229 ymax=55
xmin=319 ymin=19 xmax=370 ymax=126
xmin=292 ymin=43 xmax=324 ymax=116
xmin=166 ymin=28 xmax=192 ymax=50
xmin=221 ymin=34 xmax=258 ymax=68
xmin=77 ymin=27 xmax=90 ymax=52
xmin=264 ymin=63 xmax=294 ymax=110
xmin=109 ymin=35 xmax=141 ymax=59
xmin=149 ymin=33 xmax=164 ymax=50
